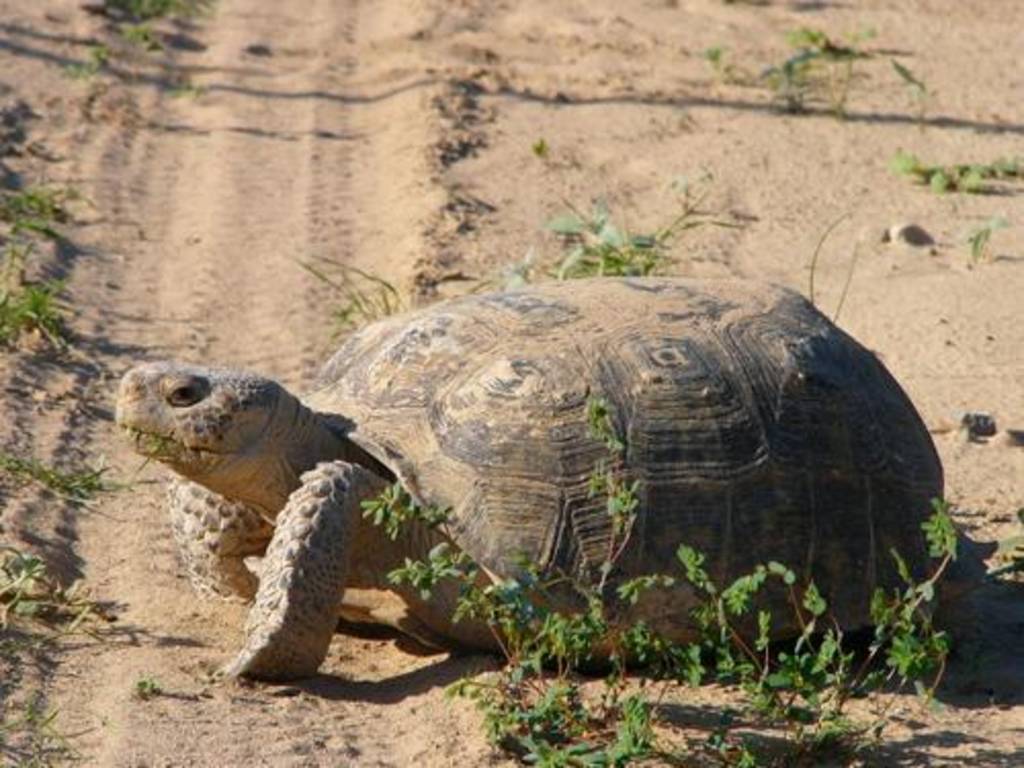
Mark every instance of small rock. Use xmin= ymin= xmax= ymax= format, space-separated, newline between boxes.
xmin=882 ymin=223 xmax=935 ymax=247
xmin=961 ymin=412 xmax=997 ymax=441
xmin=244 ymin=43 xmax=273 ymax=57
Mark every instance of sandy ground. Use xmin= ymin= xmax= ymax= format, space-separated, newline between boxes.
xmin=1 ymin=0 xmax=1022 ymax=765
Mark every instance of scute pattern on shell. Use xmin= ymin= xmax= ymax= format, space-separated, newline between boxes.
xmin=307 ymin=278 xmax=941 ymax=630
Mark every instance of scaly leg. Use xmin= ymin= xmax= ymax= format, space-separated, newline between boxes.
xmin=168 ymin=479 xmax=273 ymax=601
xmin=222 ymin=461 xmax=387 ymax=680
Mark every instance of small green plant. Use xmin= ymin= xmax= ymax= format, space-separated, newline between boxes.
xmin=119 ymin=23 xmax=163 ymax=52
xmin=892 ymin=60 xmax=930 ymax=126
xmin=764 ymin=27 xmax=873 ymax=115
xmin=0 ymin=279 xmax=68 ymax=349
xmin=299 ymin=259 xmax=404 ymax=337
xmin=531 ymin=138 xmax=550 ymax=159
xmin=361 ymin=482 xmax=451 ymax=541
xmin=0 ymin=238 xmax=70 ymax=349
xmin=168 ymin=78 xmax=206 ymax=99
xmin=763 ymin=49 xmax=815 ymax=112
xmin=966 ymin=216 xmax=1009 ymax=264
xmin=2 ymin=241 xmax=31 ymax=290
xmin=0 ymin=693 xmax=77 ymax=766
xmin=0 ymin=452 xmax=115 ymax=504
xmin=704 ymin=46 xmax=750 ymax=85
xmin=64 ymin=45 xmax=111 ymax=80
xmin=667 ymin=500 xmax=956 ymax=762
xmin=0 ymin=186 xmax=76 ymax=240
xmin=547 ymin=178 xmax=725 ymax=280
xmin=890 ymin=151 xmax=1023 ymax=194
xmin=133 ymin=676 xmax=164 ymax=701
xmin=0 ymin=548 xmax=99 ymax=635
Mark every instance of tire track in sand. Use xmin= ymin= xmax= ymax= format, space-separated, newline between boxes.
xmin=47 ymin=1 xmax=367 ymax=763
xmin=42 ymin=0 xmax=501 ymax=763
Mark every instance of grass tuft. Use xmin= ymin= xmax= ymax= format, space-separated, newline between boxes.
xmin=0 ymin=451 xmax=116 ymax=504
xmin=0 ymin=548 xmax=102 ymax=636
xmin=547 ymin=176 xmax=731 ymax=281
xmin=300 ymin=259 xmax=404 ymax=337
xmin=763 ymin=27 xmax=874 ymax=116
xmin=133 ymin=676 xmax=164 ymax=701
xmin=0 ymin=279 xmax=68 ymax=349
xmin=0 ymin=187 xmax=76 ymax=240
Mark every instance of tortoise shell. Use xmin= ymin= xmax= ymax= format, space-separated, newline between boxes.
xmin=306 ymin=278 xmax=941 ymax=630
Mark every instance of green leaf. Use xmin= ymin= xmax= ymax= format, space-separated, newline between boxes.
xmin=996 ymin=534 xmax=1024 ymax=556
xmin=13 ymin=599 xmax=41 ymax=616
xmin=890 ymin=149 xmax=921 ymax=176
xmin=766 ymin=671 xmax=793 ymax=689
xmin=922 ymin=499 xmax=958 ymax=560
xmin=891 ymin=59 xmax=925 ymax=91
xmin=767 ymin=561 xmax=796 ymax=585
xmin=756 ymin=610 xmax=772 ymax=652
xmin=930 ymin=171 xmax=951 ymax=193
xmin=802 ymin=582 xmax=827 ymax=617
xmin=598 ymin=221 xmax=625 ymax=248
xmin=890 ymin=548 xmax=912 ymax=585
xmin=547 ymin=214 xmax=585 ymax=235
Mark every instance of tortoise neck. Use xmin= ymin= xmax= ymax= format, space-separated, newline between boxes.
xmin=226 ymin=389 xmax=381 ymax=517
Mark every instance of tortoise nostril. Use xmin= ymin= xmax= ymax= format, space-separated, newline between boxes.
xmin=164 ymin=376 xmax=209 ymax=408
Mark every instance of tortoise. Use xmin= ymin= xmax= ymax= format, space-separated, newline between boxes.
xmin=115 ymin=277 xmax=946 ymax=681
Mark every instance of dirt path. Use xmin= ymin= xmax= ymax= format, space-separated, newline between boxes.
xmin=2 ymin=0 xmax=1023 ymax=766
xmin=4 ymin=1 xmax=496 ymax=765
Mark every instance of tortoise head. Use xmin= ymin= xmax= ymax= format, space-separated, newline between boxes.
xmin=116 ymin=362 xmax=315 ymax=513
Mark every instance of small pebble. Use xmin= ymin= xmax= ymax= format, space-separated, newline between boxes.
xmin=882 ymin=223 xmax=935 ymax=247
xmin=245 ymin=43 xmax=274 ymax=57
xmin=961 ymin=412 xmax=997 ymax=441
xmin=1004 ymin=429 xmax=1024 ymax=447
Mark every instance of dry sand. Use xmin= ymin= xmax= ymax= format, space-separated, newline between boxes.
xmin=1 ymin=0 xmax=1022 ymax=765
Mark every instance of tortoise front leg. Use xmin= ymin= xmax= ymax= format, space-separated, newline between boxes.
xmin=222 ymin=461 xmax=387 ymax=681
xmin=168 ymin=480 xmax=273 ymax=601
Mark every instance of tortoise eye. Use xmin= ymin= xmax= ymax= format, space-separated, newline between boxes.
xmin=165 ymin=376 xmax=209 ymax=408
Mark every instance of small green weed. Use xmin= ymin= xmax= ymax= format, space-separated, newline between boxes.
xmin=965 ymin=216 xmax=1009 ymax=264
xmin=892 ymin=60 xmax=930 ymax=126
xmin=0 ymin=280 xmax=68 ymax=349
xmin=1 ymin=241 xmax=32 ymax=290
xmin=119 ymin=23 xmax=163 ymax=52
xmin=64 ymin=45 xmax=111 ymax=80
xmin=168 ymin=78 xmax=206 ymax=99
xmin=0 ymin=186 xmax=76 ymax=240
xmin=0 ymin=452 xmax=115 ymax=504
xmin=0 ymin=240 xmax=69 ymax=349
xmin=361 ymin=483 xmax=452 ymax=541
xmin=0 ymin=693 xmax=77 ymax=766
xmin=133 ymin=676 xmax=163 ymax=701
xmin=300 ymin=259 xmax=404 ymax=337
xmin=0 ymin=548 xmax=99 ymax=635
xmin=547 ymin=177 xmax=727 ymax=280
xmin=532 ymin=138 xmax=550 ymax=159
xmin=890 ymin=150 xmax=1023 ymax=194
xmin=764 ymin=27 xmax=873 ymax=115
xmin=704 ymin=46 xmax=751 ymax=86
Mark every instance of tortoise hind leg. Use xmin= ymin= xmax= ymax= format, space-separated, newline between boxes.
xmin=223 ymin=461 xmax=388 ymax=681
xmin=168 ymin=480 xmax=273 ymax=601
